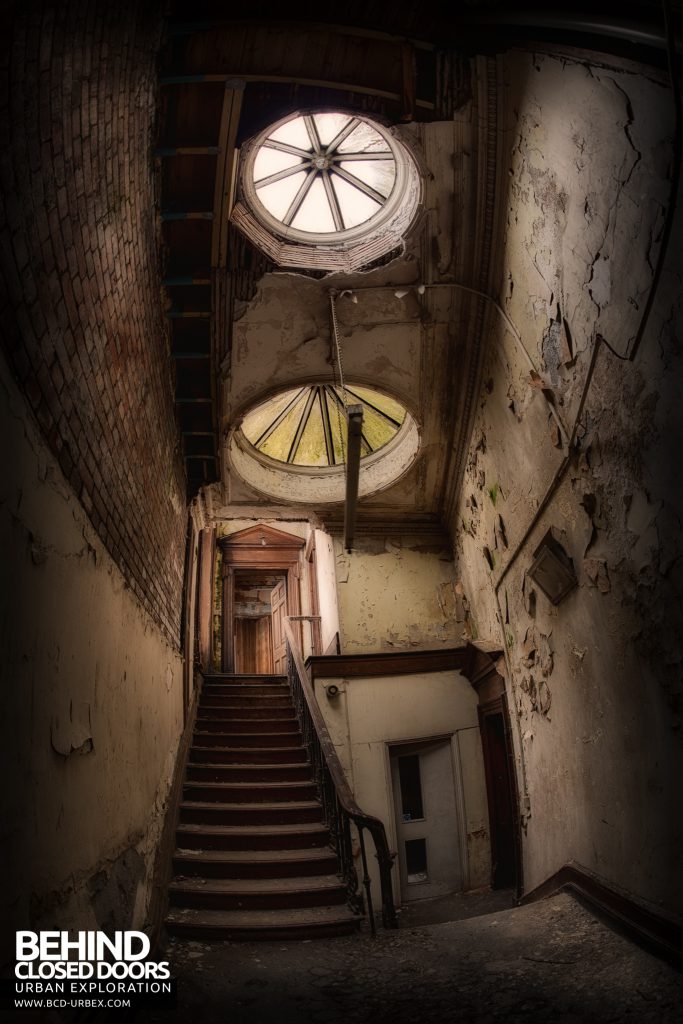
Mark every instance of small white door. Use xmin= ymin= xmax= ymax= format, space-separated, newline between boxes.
xmin=390 ymin=740 xmax=462 ymax=901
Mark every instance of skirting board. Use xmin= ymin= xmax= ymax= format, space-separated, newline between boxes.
xmin=520 ymin=861 xmax=683 ymax=969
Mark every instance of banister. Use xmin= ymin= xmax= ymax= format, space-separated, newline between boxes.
xmin=283 ymin=618 xmax=398 ymax=931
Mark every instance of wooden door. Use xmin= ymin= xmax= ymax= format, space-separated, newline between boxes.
xmin=479 ymin=702 xmax=518 ymax=889
xmin=271 ymin=580 xmax=287 ymax=674
xmin=235 ymin=617 xmax=273 ymax=674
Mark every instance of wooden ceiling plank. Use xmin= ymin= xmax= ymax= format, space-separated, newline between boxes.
xmin=211 ymin=83 xmax=245 ymax=269
xmin=160 ymin=72 xmax=434 ymax=108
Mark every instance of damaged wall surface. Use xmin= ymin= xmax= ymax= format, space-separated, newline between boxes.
xmin=0 ymin=360 xmax=184 ymax=964
xmin=452 ymin=51 xmax=683 ymax=915
xmin=334 ymin=533 xmax=460 ymax=654
xmin=0 ymin=3 xmax=192 ymax=955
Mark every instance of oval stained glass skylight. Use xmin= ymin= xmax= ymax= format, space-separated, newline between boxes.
xmin=240 ymin=385 xmax=407 ymax=468
xmin=250 ymin=113 xmax=397 ymax=236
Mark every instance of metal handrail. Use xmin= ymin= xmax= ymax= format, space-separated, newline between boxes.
xmin=283 ymin=618 xmax=398 ymax=933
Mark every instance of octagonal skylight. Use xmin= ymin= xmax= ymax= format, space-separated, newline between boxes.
xmin=251 ymin=113 xmax=397 ymax=236
xmin=240 ymin=384 xmax=407 ymax=468
xmin=235 ymin=110 xmax=420 ymax=267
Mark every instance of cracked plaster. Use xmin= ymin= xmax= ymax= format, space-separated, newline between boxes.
xmin=452 ymin=51 xmax=683 ymax=915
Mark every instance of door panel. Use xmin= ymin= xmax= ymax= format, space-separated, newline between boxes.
xmin=391 ymin=740 xmax=462 ymax=901
xmin=235 ymin=617 xmax=273 ymax=674
xmin=271 ymin=579 xmax=287 ymax=674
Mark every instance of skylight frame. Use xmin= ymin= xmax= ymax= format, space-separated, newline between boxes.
xmin=240 ymin=384 xmax=408 ymax=469
xmin=240 ymin=109 xmax=418 ymax=250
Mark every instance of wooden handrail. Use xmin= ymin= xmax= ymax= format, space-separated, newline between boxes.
xmin=283 ymin=618 xmax=398 ymax=930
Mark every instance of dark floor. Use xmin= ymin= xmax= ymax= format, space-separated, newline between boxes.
xmin=135 ymin=891 xmax=683 ymax=1024
xmin=396 ymin=884 xmax=515 ymax=928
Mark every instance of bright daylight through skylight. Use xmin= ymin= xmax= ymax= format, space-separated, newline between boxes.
xmin=251 ymin=113 xmax=397 ymax=234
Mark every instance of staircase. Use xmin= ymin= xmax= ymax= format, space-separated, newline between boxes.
xmin=165 ymin=674 xmax=362 ymax=941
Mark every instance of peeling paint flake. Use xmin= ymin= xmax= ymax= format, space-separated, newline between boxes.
xmin=51 ymin=701 xmax=94 ymax=757
xmin=583 ymin=557 xmax=611 ymax=593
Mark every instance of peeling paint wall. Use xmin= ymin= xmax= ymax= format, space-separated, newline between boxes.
xmin=334 ymin=535 xmax=461 ymax=653
xmin=452 ymin=52 xmax=683 ymax=915
xmin=0 ymin=363 xmax=184 ymax=960
xmin=315 ymin=671 xmax=490 ymax=902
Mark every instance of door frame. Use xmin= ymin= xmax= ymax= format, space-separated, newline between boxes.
xmin=386 ymin=733 xmax=467 ymax=905
xmin=478 ymin=693 xmax=521 ymax=892
xmin=218 ymin=524 xmax=305 ymax=672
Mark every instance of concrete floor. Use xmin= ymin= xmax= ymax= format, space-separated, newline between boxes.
xmin=137 ymin=891 xmax=683 ymax=1024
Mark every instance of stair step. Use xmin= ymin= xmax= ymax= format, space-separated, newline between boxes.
xmin=189 ymin=745 xmax=308 ymax=765
xmin=168 ymin=874 xmax=346 ymax=911
xmin=172 ymin=847 xmax=339 ymax=879
xmin=165 ymin=673 xmax=362 ymax=942
xmin=165 ymin=904 xmax=361 ymax=941
xmin=183 ymin=780 xmax=317 ymax=803
xmin=202 ymin=686 xmax=288 ymax=699
xmin=196 ymin=700 xmax=294 ymax=716
xmin=186 ymin=762 xmax=312 ymax=783
xmin=195 ymin=718 xmax=300 ymax=734
xmin=199 ymin=694 xmax=292 ymax=707
xmin=193 ymin=732 xmax=302 ymax=748
xmin=204 ymin=675 xmax=288 ymax=685
xmin=179 ymin=800 xmax=323 ymax=826
xmin=176 ymin=821 xmax=331 ymax=851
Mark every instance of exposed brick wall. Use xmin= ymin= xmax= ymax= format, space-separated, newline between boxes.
xmin=0 ymin=2 xmax=186 ymax=644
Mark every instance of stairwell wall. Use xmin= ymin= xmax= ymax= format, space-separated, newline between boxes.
xmin=449 ymin=52 xmax=683 ymax=918
xmin=0 ymin=2 xmax=188 ymax=961
xmin=0 ymin=359 xmax=184 ymax=963
xmin=334 ymin=533 xmax=461 ymax=654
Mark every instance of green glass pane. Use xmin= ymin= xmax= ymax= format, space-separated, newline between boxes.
xmin=292 ymin=394 xmax=328 ymax=466
xmin=259 ymin=392 xmax=308 ymax=461
xmin=242 ymin=384 xmax=408 ymax=466
xmin=242 ymin=388 xmax=302 ymax=445
xmin=360 ymin=403 xmax=397 ymax=451
xmin=347 ymin=386 xmax=406 ymax=425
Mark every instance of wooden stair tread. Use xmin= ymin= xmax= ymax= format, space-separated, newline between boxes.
xmin=204 ymin=673 xmax=288 ymax=679
xmin=200 ymin=692 xmax=291 ymax=697
xmin=188 ymin=761 xmax=310 ymax=770
xmin=183 ymin=780 xmax=313 ymax=791
xmin=193 ymin=731 xmax=302 ymax=738
xmin=181 ymin=799 xmax=320 ymax=812
xmin=173 ymin=848 xmax=334 ymax=863
xmin=177 ymin=821 xmax=328 ymax=836
xmin=198 ymin=705 xmax=292 ymax=711
xmin=191 ymin=745 xmax=306 ymax=752
xmin=170 ymin=874 xmax=342 ymax=894
xmin=198 ymin=712 xmax=293 ymax=717
xmin=166 ymin=905 xmax=360 ymax=931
